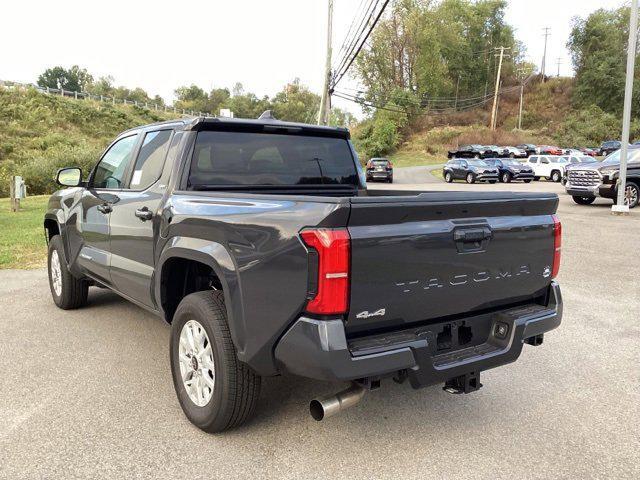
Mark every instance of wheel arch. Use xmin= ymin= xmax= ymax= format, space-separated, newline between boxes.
xmin=156 ymin=237 xmax=246 ymax=356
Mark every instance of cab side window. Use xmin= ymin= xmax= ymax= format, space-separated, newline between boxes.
xmin=130 ymin=130 xmax=173 ymax=190
xmin=529 ymin=157 xmax=538 ymax=164
xmin=541 ymin=158 xmax=550 ymax=164
xmin=92 ymin=134 xmax=138 ymax=189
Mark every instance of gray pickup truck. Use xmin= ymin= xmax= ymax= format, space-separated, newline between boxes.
xmin=44 ymin=114 xmax=563 ymax=432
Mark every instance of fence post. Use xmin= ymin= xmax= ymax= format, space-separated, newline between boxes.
xmin=74 ymin=91 xmax=78 ymax=100
xmin=9 ymin=177 xmax=19 ymax=212
xmin=113 ymin=96 xmax=116 ymax=105
xmin=46 ymin=86 xmax=50 ymax=94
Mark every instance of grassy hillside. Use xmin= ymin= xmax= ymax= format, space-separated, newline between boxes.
xmin=388 ymin=77 xmax=639 ymax=165
xmin=0 ymin=87 xmax=177 ymax=196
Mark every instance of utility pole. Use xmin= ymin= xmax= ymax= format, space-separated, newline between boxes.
xmin=541 ymin=27 xmax=551 ymax=82
xmin=454 ymin=75 xmax=461 ymax=110
xmin=613 ymin=0 xmax=638 ymax=214
xmin=556 ymin=57 xmax=562 ymax=77
xmin=318 ymin=0 xmax=334 ymax=125
xmin=518 ymin=83 xmax=524 ymax=130
xmin=489 ymin=47 xmax=507 ymax=131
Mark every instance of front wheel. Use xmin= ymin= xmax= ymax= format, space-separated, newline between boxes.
xmin=551 ymin=170 xmax=562 ymax=183
xmin=572 ymin=196 xmax=596 ymax=205
xmin=47 ymin=235 xmax=88 ymax=309
xmin=501 ymin=172 xmax=512 ymax=183
xmin=170 ymin=290 xmax=261 ymax=433
xmin=466 ymin=173 xmax=476 ymax=184
xmin=524 ymin=179 xmax=532 ymax=183
xmin=444 ymin=171 xmax=453 ymax=183
xmin=622 ymin=182 xmax=639 ymax=208
xmin=534 ymin=176 xmax=540 ymax=181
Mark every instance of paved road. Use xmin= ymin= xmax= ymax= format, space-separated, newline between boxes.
xmin=1 ymin=178 xmax=639 ymax=479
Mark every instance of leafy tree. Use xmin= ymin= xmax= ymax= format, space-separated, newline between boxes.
xmin=37 ymin=65 xmax=93 ymax=92
xmin=568 ymin=6 xmax=639 ymax=116
xmin=354 ymin=0 xmax=519 ymax=114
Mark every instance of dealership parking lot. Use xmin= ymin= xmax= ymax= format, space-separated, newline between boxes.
xmin=1 ymin=174 xmax=638 ymax=480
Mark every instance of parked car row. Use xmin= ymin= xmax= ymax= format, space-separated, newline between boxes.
xmin=442 ymin=158 xmax=535 ymax=184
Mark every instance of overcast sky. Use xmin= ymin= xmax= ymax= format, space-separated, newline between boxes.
xmin=0 ymin=0 xmax=626 ymax=116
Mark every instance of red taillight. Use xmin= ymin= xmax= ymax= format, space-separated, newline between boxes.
xmin=551 ymin=215 xmax=562 ymax=278
xmin=300 ymin=228 xmax=350 ymax=315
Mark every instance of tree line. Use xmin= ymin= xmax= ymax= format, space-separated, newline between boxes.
xmin=37 ymin=67 xmax=354 ymax=126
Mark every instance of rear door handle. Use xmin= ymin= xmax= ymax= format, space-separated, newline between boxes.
xmin=97 ymin=203 xmax=112 ymax=214
xmin=135 ymin=207 xmax=153 ymax=221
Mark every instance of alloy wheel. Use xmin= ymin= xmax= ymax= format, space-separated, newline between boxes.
xmin=179 ymin=320 xmax=216 ymax=407
xmin=50 ymin=250 xmax=62 ymax=297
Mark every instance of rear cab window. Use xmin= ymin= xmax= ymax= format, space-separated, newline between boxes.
xmin=187 ymin=131 xmax=359 ymax=189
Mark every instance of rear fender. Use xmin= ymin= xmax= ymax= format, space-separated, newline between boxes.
xmin=156 ymin=236 xmax=246 ymax=357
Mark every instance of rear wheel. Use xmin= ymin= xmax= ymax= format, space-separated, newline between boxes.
xmin=444 ymin=171 xmax=453 ymax=183
xmin=47 ymin=235 xmax=88 ymax=310
xmin=466 ymin=173 xmax=476 ymax=184
xmin=501 ymin=172 xmax=512 ymax=183
xmin=572 ymin=196 xmax=596 ymax=205
xmin=170 ymin=290 xmax=261 ymax=433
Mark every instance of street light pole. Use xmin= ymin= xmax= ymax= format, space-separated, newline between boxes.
xmin=612 ymin=0 xmax=638 ymax=214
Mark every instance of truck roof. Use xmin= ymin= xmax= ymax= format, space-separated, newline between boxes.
xmin=122 ymin=115 xmax=350 ymax=139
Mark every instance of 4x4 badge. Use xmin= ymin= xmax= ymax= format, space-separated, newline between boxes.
xmin=356 ymin=308 xmax=386 ymax=319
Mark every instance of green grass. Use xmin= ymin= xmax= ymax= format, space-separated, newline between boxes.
xmin=0 ymin=195 xmax=49 ymax=269
xmin=430 ymin=168 xmax=444 ymax=179
xmin=387 ymin=150 xmax=445 ymax=167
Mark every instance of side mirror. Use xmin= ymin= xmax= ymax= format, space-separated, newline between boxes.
xmin=56 ymin=167 xmax=82 ymax=187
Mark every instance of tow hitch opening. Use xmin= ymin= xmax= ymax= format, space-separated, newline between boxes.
xmin=443 ymin=371 xmax=483 ymax=394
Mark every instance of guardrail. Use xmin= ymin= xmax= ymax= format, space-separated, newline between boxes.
xmin=0 ymin=79 xmax=213 ymax=118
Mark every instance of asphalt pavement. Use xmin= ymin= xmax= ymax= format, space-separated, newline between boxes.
xmin=0 ymin=174 xmax=638 ymax=480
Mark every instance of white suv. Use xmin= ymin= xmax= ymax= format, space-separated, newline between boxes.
xmin=522 ymin=155 xmax=569 ymax=182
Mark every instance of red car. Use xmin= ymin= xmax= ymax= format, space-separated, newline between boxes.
xmin=580 ymin=147 xmax=598 ymax=157
xmin=539 ymin=145 xmax=563 ymax=155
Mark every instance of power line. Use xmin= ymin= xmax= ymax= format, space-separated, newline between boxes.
xmin=332 ymin=0 xmax=370 ymax=71
xmin=332 ymin=0 xmax=378 ymax=80
xmin=331 ymin=0 xmax=391 ymax=88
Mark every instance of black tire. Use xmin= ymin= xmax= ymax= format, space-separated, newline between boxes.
xmin=572 ymin=196 xmax=596 ymax=205
xmin=444 ymin=171 xmax=453 ymax=183
xmin=501 ymin=172 xmax=512 ymax=183
xmin=509 ymin=153 xmax=515 ymax=158
xmin=524 ymin=179 xmax=532 ymax=183
xmin=466 ymin=172 xmax=476 ymax=184
xmin=47 ymin=235 xmax=88 ymax=310
xmin=489 ymin=180 xmax=497 ymax=184
xmin=387 ymin=176 xmax=393 ymax=183
xmin=534 ymin=176 xmax=540 ymax=181
xmin=551 ymin=170 xmax=561 ymax=183
xmin=170 ymin=290 xmax=261 ymax=433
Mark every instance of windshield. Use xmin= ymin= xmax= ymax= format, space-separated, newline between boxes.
xmin=602 ymin=149 xmax=640 ymax=165
xmin=188 ymin=131 xmax=358 ymax=188
xmin=501 ymin=159 xmax=521 ymax=165
xmin=468 ymin=160 xmax=490 ymax=167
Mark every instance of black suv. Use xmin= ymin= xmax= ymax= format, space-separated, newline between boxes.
xmin=447 ymin=144 xmax=495 ymax=159
xmin=516 ymin=144 xmax=536 ymax=157
xmin=443 ymin=159 xmax=499 ymax=183
xmin=365 ymin=158 xmax=393 ymax=182
xmin=599 ymin=141 xmax=622 ymax=157
xmin=484 ymin=158 xmax=534 ymax=183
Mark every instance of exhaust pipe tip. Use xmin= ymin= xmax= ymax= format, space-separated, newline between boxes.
xmin=309 ymin=384 xmax=366 ymax=421
xmin=309 ymin=399 xmax=326 ymax=421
